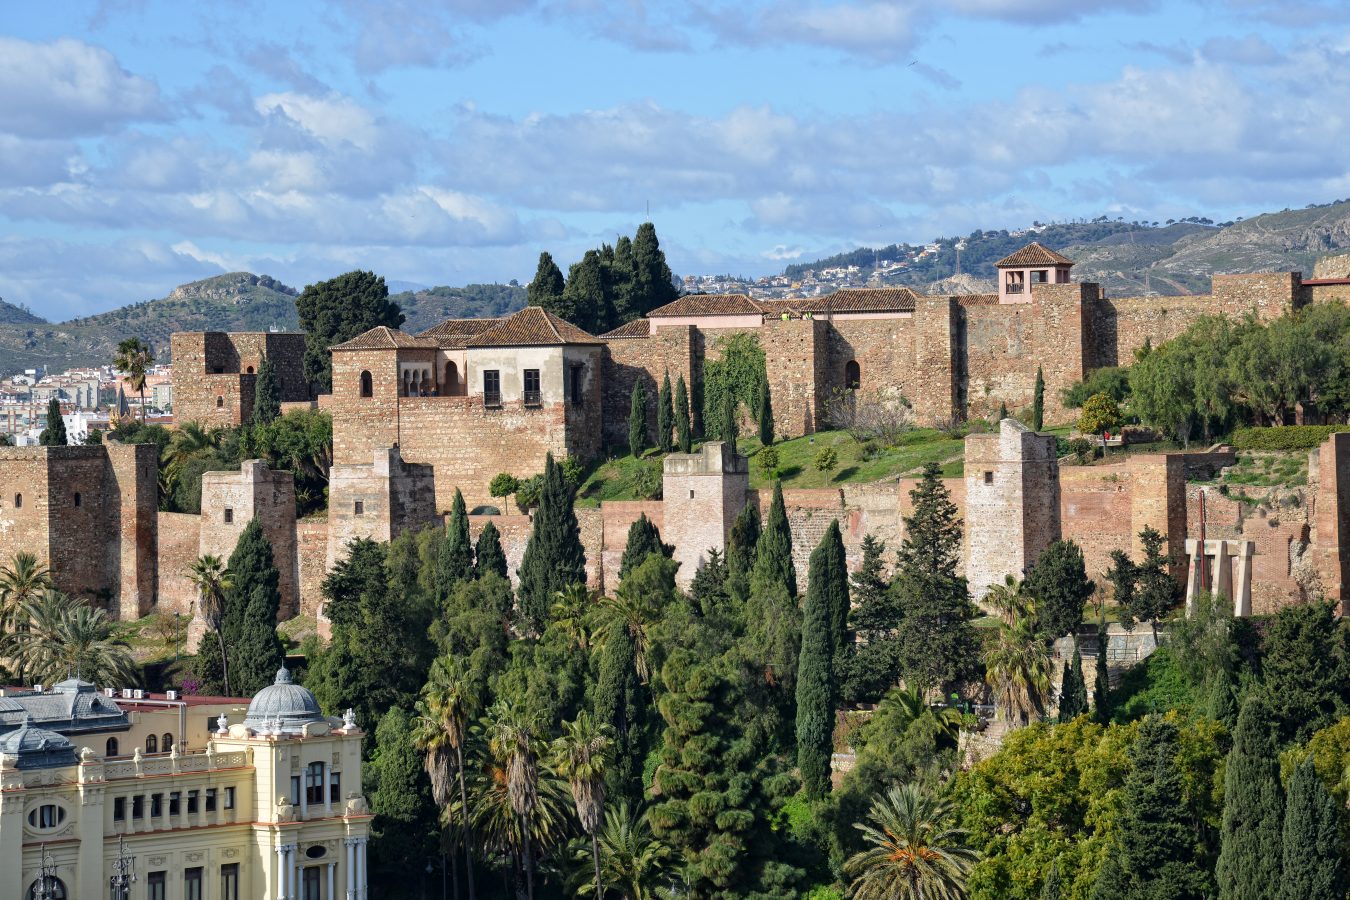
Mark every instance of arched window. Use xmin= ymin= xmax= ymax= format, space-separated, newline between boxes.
xmin=845 ymin=360 xmax=861 ymax=390
xmin=401 ymin=370 xmax=410 ymax=397
xmin=26 ymin=877 xmax=67 ymax=899
xmin=106 ymin=737 xmax=119 ymax=757
xmin=162 ymin=733 xmax=173 ymax=753
xmin=145 ymin=734 xmax=158 ymax=754
xmin=246 ymin=366 xmax=254 ymax=374
xmin=359 ymin=371 xmax=373 ymax=398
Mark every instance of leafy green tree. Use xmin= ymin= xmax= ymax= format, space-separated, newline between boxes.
xmin=474 ymin=520 xmax=508 ymax=580
xmin=561 ymin=249 xmax=608 ymax=335
xmin=113 ymin=337 xmax=154 ymax=422
xmin=814 ymin=446 xmax=837 ymax=474
xmin=609 ymin=235 xmax=637 ymax=325
xmin=1077 ymin=393 xmax=1122 ymax=448
xmin=490 ymin=473 xmax=520 ymax=508
xmin=757 ymin=385 xmax=774 ymax=446
xmin=628 ymin=380 xmax=648 ymax=458
xmin=1024 ymin=540 xmax=1093 ymax=641
xmin=657 ymin=372 xmax=674 ymax=453
xmin=619 ymin=513 xmax=672 ymax=579
xmin=893 ymin=464 xmax=976 ymax=692
xmin=38 ymin=398 xmax=66 ymax=446
xmin=368 ymin=706 xmax=438 ymax=886
xmin=631 ymin=222 xmax=679 ymax=318
xmin=1216 ymin=694 xmax=1283 ymax=899
xmin=1061 ymin=366 xmax=1130 ymax=409
xmin=1130 ymin=339 xmax=1196 ymax=445
xmin=1032 ymin=367 xmax=1045 ymax=432
xmin=436 ymin=488 xmax=474 ymax=606
xmin=1280 ymin=757 xmax=1347 ymax=900
xmin=1091 ymin=716 xmax=1210 ymax=900
xmin=222 ymin=518 xmax=285 ymax=696
xmin=517 ymin=453 xmax=587 ymax=635
xmin=528 ymin=251 xmax=566 ymax=309
xmin=295 ymin=270 xmax=404 ymax=391
xmin=673 ymin=375 xmax=692 ymax=453
xmin=840 ymin=534 xmax=898 ymax=703
xmin=844 ymin=783 xmax=977 ymax=900
xmin=247 ymin=408 xmax=332 ymax=516
xmin=1057 ymin=649 xmax=1088 ymax=722
xmin=689 ymin=549 xmax=730 ymax=618
xmin=251 ymin=353 xmax=281 ymax=425
xmin=797 ymin=526 xmax=843 ymax=798
xmin=1113 ymin=527 xmax=1179 ymax=642
xmin=1262 ymin=600 xmax=1344 ymax=743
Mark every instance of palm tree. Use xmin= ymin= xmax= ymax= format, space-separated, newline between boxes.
xmin=877 ymin=685 xmax=964 ymax=745
xmin=482 ymin=701 xmax=548 ymax=899
xmin=984 ymin=574 xmax=1034 ymax=628
xmin=597 ymin=586 xmax=658 ymax=684
xmin=184 ymin=555 xmax=233 ymax=696
xmin=3 ymin=590 xmax=138 ymax=687
xmin=551 ymin=584 xmax=595 ymax=654
xmin=0 ymin=551 xmax=53 ymax=634
xmin=114 ymin=338 xmax=155 ymax=423
xmin=844 ymin=783 xmax=978 ymax=900
xmin=984 ymin=613 xmax=1053 ymax=727
xmin=415 ymin=655 xmax=482 ymax=900
xmin=568 ymin=805 xmax=671 ymax=900
xmin=552 ymin=712 xmax=613 ymax=900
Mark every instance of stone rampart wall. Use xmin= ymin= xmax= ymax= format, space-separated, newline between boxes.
xmin=602 ymin=328 xmax=696 ymax=448
xmin=963 ymin=290 xmax=1087 ymax=425
xmin=155 ymin=512 xmax=202 ymax=617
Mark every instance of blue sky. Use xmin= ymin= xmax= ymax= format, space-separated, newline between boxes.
xmin=3 ymin=0 xmax=1349 ymax=320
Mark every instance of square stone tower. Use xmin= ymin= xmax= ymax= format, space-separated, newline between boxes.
xmin=200 ymin=460 xmax=299 ymax=617
xmin=661 ymin=441 xmax=748 ymax=589
xmin=964 ymin=419 xmax=1061 ymax=604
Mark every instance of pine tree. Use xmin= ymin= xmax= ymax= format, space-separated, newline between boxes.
xmin=223 ymin=519 xmax=285 ymax=696
xmin=1024 ymin=539 xmax=1094 ymax=641
xmin=797 ymin=528 xmax=840 ymax=798
xmin=1092 ymin=716 xmax=1210 ymax=899
xmin=619 ymin=513 xmax=671 ymax=579
xmin=758 ymin=385 xmax=775 ymax=446
xmin=1118 ymin=526 xmax=1179 ymax=640
xmin=657 ymin=371 xmax=674 ymax=453
xmin=840 ymin=533 xmax=898 ymax=704
xmin=1057 ymin=648 xmax=1088 ymax=722
xmin=527 ymin=251 xmax=566 ymax=308
xmin=628 ymin=379 xmax=648 ymax=458
xmin=517 ymin=453 xmax=587 ymax=635
xmin=1041 ymin=861 xmax=1062 ymax=900
xmin=1217 ymin=694 xmax=1284 ymax=899
xmin=1093 ymin=622 xmax=1111 ymax=722
xmin=474 ymin=520 xmax=508 ymax=580
xmin=1280 ymin=757 xmax=1347 ymax=900
xmin=252 ymin=353 xmax=281 ymax=425
xmin=295 ymin=270 xmax=403 ymax=391
xmin=1032 ymin=366 xmax=1046 ymax=432
xmin=38 ymin=398 xmax=66 ymax=446
xmin=674 ymin=375 xmax=692 ymax=453
xmin=892 ymin=463 xmax=976 ymax=692
xmin=435 ymin=489 xmax=474 ymax=607
xmin=631 ymin=222 xmax=679 ymax=317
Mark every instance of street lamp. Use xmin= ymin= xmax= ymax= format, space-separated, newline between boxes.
xmin=109 ymin=836 xmax=136 ymax=900
xmin=31 ymin=843 xmax=59 ymax=900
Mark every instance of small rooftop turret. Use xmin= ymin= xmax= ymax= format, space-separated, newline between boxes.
xmin=995 ymin=242 xmax=1073 ymax=303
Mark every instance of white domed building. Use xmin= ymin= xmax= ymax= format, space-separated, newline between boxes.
xmin=0 ymin=670 xmax=371 ymax=900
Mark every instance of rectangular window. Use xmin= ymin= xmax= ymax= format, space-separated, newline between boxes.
xmin=132 ymin=795 xmax=144 ymax=819
xmin=523 ymin=369 xmax=541 ymax=407
xmin=113 ymin=797 xmax=126 ymax=821
xmin=303 ymin=866 xmax=322 ymax=900
xmin=148 ymin=871 xmax=166 ymax=900
xmin=330 ymin=770 xmax=341 ymax=805
xmin=150 ymin=793 xmax=162 ymax=817
xmin=204 ymin=788 xmax=217 ymax=813
xmin=223 ymin=786 xmax=236 ymax=810
xmin=483 ymin=370 xmax=501 ymax=408
xmin=983 ymin=471 xmax=993 ymax=484
xmin=220 ymin=864 xmax=239 ymax=900
xmin=354 ymin=500 xmax=364 ymax=516
xmin=306 ymin=761 xmax=326 ymax=805
xmin=185 ymin=867 xmax=203 ymax=900
xmin=290 ymin=775 xmax=301 ymax=805
xmin=569 ymin=365 xmax=584 ymax=406
xmin=223 ymin=507 xmax=233 ymax=524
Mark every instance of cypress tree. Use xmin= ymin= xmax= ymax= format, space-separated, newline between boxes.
xmin=609 ymin=235 xmax=638 ymax=326
xmin=1032 ymin=366 xmax=1046 ymax=432
xmin=560 ymin=250 xmax=605 ymax=333
xmin=747 ymin=482 xmax=801 ymax=690
xmin=367 ymin=707 xmax=438 ymax=882
xmin=674 ymin=375 xmax=692 ymax=453
xmin=252 ymin=353 xmax=281 ymax=425
xmin=1057 ymin=647 xmax=1088 ymax=722
xmin=720 ymin=393 xmax=737 ymax=454
xmin=1024 ymin=539 xmax=1093 ymax=641
xmin=796 ymin=528 xmax=839 ymax=798
xmin=657 ymin=371 xmax=674 ymax=453
xmin=1041 ymin=861 xmax=1062 ymax=900
xmin=594 ymin=616 xmax=646 ymax=806
xmin=1093 ymin=622 xmax=1111 ymax=722
xmin=997 ymin=401 xmax=1009 ymax=422
xmin=725 ymin=502 xmax=760 ymax=604
xmin=689 ymin=549 xmax=730 ymax=619
xmin=821 ymin=519 xmax=849 ymax=659
xmin=39 ymin=398 xmax=66 ymax=446
xmin=1092 ymin=716 xmax=1209 ymax=899
xmin=1280 ymin=757 xmax=1346 ymax=900
xmin=1217 ymin=694 xmax=1284 ymax=899
xmin=619 ymin=513 xmax=671 ymax=579
xmin=1207 ymin=662 xmax=1238 ymax=728
xmin=516 ymin=453 xmax=587 ymax=635
xmin=435 ymin=489 xmax=474 ymax=606
xmin=628 ymin=379 xmax=648 ymax=458
xmin=751 ymin=481 xmax=796 ymax=599
xmin=473 ymin=520 xmax=507 ymax=580
xmin=527 ymin=251 xmax=566 ymax=307
xmin=840 ymin=533 xmax=898 ymax=704
xmin=224 ymin=519 xmax=285 ymax=696
xmin=757 ymin=385 xmax=774 ymax=446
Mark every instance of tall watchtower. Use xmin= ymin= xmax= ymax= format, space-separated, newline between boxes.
xmin=995 ymin=242 xmax=1074 ymax=304
xmin=661 ymin=442 xmax=748 ymax=590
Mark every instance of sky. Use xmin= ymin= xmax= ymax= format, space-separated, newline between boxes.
xmin=3 ymin=0 xmax=1350 ymax=321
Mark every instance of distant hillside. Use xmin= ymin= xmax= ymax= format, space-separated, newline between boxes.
xmin=0 ymin=274 xmax=527 ymax=375
xmin=794 ymin=199 xmax=1350 ymax=297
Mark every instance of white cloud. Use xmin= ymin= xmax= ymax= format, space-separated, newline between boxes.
xmin=0 ymin=37 xmax=163 ymax=138
xmin=254 ymin=92 xmax=380 ymax=151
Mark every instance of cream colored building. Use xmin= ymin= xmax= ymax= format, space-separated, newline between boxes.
xmin=0 ymin=671 xmax=371 ymax=900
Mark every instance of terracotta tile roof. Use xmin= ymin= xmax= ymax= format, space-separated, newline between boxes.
xmin=466 ymin=306 xmax=602 ymax=347
xmin=796 ymin=287 xmax=920 ymax=313
xmin=418 ymin=317 xmax=503 ymax=348
xmin=954 ymin=294 xmax=1000 ymax=306
xmin=601 ymin=319 xmax=651 ymax=339
xmin=647 ymin=294 xmax=762 ymax=317
xmin=755 ymin=299 xmax=804 ymax=317
xmin=330 ymin=326 xmax=438 ymax=351
xmin=994 ymin=242 xmax=1074 ymax=268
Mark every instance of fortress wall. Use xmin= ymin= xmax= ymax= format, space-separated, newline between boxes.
xmin=597 ymin=500 xmax=665 ymax=591
xmin=1186 ymin=485 xmax=1308 ymax=616
xmin=155 ymin=512 xmax=202 ymax=617
xmin=759 ymin=319 xmax=829 ymax=438
xmin=331 ymin=347 xmax=403 ymax=465
xmin=295 ymin=518 xmax=329 ymax=619
xmin=912 ymin=298 xmax=959 ymax=425
xmin=200 ymin=462 xmax=299 ymax=618
xmin=602 ymin=327 xmax=696 ymax=447
xmin=825 ymin=317 xmax=917 ymax=407
xmin=1059 ymin=464 xmax=1140 ymax=581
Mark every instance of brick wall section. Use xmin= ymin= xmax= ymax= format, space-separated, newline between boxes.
xmin=171 ymin=332 xmax=307 ymax=426
xmin=759 ymin=319 xmax=828 ymax=438
xmin=964 ymin=420 xmax=1061 ymax=603
xmin=155 ymin=512 xmax=202 ymax=618
xmin=468 ymin=514 xmax=533 ymax=587
xmin=1126 ymin=454 xmax=1187 ymax=578
xmin=825 ymin=318 xmax=915 ymax=407
xmin=911 ymin=298 xmax=959 ymax=425
xmin=602 ymin=327 xmax=696 ymax=448
xmin=1059 ymin=465 xmax=1136 ymax=581
xmin=661 ymin=443 xmax=746 ymax=589
xmin=295 ymin=518 xmax=328 ymax=619
xmin=106 ymin=441 xmax=158 ymax=618
xmin=1185 ymin=485 xmax=1308 ymax=616
xmin=327 ymin=448 xmax=437 ymax=569
xmin=200 ymin=461 xmax=299 ymax=618
xmin=1315 ymin=432 xmax=1350 ymax=613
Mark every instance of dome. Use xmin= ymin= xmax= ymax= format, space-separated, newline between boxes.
xmin=243 ymin=667 xmax=324 ymax=734
xmin=0 ymin=715 xmax=77 ymax=769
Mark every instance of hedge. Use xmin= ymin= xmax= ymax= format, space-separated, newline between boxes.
xmin=1229 ymin=425 xmax=1350 ymax=451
